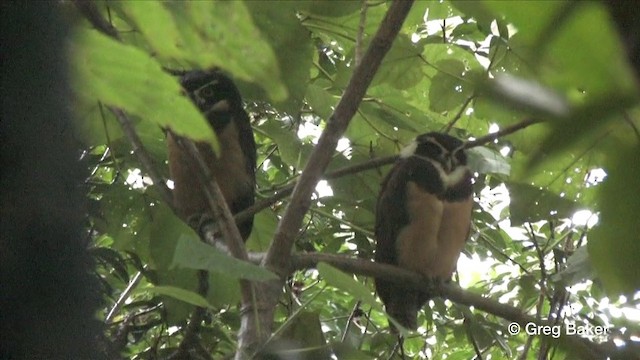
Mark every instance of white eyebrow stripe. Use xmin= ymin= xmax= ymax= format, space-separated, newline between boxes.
xmin=400 ymin=140 xmax=417 ymax=158
xmin=411 ymin=154 xmax=469 ymax=189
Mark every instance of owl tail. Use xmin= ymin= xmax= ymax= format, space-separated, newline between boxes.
xmin=386 ymin=291 xmax=422 ymax=331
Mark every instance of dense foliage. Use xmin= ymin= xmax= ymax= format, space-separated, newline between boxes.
xmin=69 ymin=1 xmax=639 ymax=359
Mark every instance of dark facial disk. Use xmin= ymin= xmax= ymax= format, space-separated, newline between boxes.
xmin=180 ymin=70 xmax=243 ymax=131
xmin=414 ymin=132 xmax=467 ymax=173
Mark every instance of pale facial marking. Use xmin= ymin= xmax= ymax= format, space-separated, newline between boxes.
xmin=426 ymin=158 xmax=469 ymax=188
xmin=402 ymin=136 xmax=468 ymax=189
xmin=400 ymin=140 xmax=417 ymax=158
xmin=204 ymin=99 xmax=230 ymax=116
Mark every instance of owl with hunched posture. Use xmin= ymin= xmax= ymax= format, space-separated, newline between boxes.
xmin=374 ymin=132 xmax=473 ymax=330
xmin=167 ymin=70 xmax=256 ymax=241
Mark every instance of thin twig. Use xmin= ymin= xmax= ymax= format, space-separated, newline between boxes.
xmin=105 ymin=269 xmax=144 ymax=323
xmin=176 ymin=138 xmax=249 ymax=261
xmin=443 ymin=95 xmax=476 ymax=133
xmin=112 ymin=108 xmax=174 ymax=208
xmin=234 ymin=155 xmax=396 ymax=225
xmin=464 ymin=118 xmax=543 ymax=149
xmin=464 ymin=316 xmax=484 ymax=360
xmin=73 ymin=0 xmax=120 ymax=39
xmin=74 ymin=1 xmax=174 ymax=209
xmin=623 ymin=111 xmax=640 ymax=142
xmin=341 ymin=300 xmax=363 ymax=343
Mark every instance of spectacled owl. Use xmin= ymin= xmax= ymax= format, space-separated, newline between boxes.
xmin=167 ymin=70 xmax=256 ymax=240
xmin=374 ymin=132 xmax=473 ymax=330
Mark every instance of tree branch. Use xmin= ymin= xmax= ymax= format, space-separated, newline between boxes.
xmin=234 ymin=155 xmax=396 ymax=224
xmin=265 ymin=0 xmax=415 ymax=274
xmin=73 ymin=0 xmax=120 ymax=40
xmin=74 ymin=1 xmax=174 ymax=208
xmin=289 ymin=252 xmax=607 ymax=360
xmin=355 ymin=0 xmax=368 ymax=67
xmin=237 ymin=115 xmax=542 ymax=226
xmin=111 ymin=108 xmax=174 ymax=208
xmin=74 ymin=3 xmax=247 ymax=354
xmin=464 ymin=117 xmax=543 ymax=149
xmin=443 ymin=95 xmax=476 ymax=133
xmin=233 ymin=2 xmax=415 ymax=357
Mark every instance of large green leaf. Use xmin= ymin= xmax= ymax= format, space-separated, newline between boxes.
xmin=71 ymin=29 xmax=218 ymax=151
xmin=306 ymin=80 xmax=339 ymax=120
xmin=429 ymin=59 xmax=475 ymax=113
xmin=506 ymin=182 xmax=581 ymax=226
xmin=246 ymin=210 xmax=279 ymax=252
xmin=303 ymin=1 xmax=361 ymax=17
xmin=244 ymin=1 xmax=313 ymax=114
xmin=372 ymin=34 xmax=424 ymax=90
xmin=172 ymin=236 xmax=278 ymax=281
xmin=259 ymin=120 xmax=308 ymax=167
xmin=144 ymin=285 xmax=212 ymax=308
xmin=317 ymin=263 xmax=381 ymax=312
xmin=119 ymin=2 xmax=183 ymax=59
xmin=589 ymin=145 xmax=640 ymax=294
xmin=466 ymin=146 xmax=511 ymax=176
xmin=542 ymin=3 xmax=635 ymax=96
xmin=277 ymin=311 xmax=330 ymax=358
xmin=177 ymin=1 xmax=288 ymax=101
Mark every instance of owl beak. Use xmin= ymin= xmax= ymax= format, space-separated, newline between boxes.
xmin=443 ymin=156 xmax=453 ymax=173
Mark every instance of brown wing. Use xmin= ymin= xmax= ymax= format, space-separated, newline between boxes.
xmin=168 ymin=71 xmax=256 ymax=240
xmin=374 ymin=155 xmax=471 ymax=330
xmin=374 ymin=159 xmax=425 ymax=330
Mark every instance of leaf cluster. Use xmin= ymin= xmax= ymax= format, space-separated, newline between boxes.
xmin=71 ymin=1 xmax=639 ymax=359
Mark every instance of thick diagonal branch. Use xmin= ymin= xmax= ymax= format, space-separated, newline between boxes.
xmin=264 ymin=0 xmax=415 ymax=274
xmin=234 ymin=2 xmax=415 ymax=358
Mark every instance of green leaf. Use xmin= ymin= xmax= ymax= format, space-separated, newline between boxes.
xmin=71 ymin=29 xmax=219 ymax=152
xmin=172 ymin=235 xmax=278 ymax=281
xmin=317 ymin=263 xmax=381 ymax=311
xmin=373 ymin=34 xmax=424 ymax=90
xmin=278 ymin=311 xmax=330 ymax=358
xmin=466 ymin=146 xmax=510 ymax=176
xmin=182 ymin=1 xmax=288 ymax=102
xmin=510 ymin=147 xmax=601 ymax=207
xmin=149 ymin=204 xmax=194 ymax=270
xmin=526 ymin=94 xmax=638 ymax=173
xmin=506 ymin=182 xmax=581 ymax=226
xmin=543 ymin=3 xmax=636 ymax=96
xmin=119 ymin=2 xmax=183 ymax=59
xmin=306 ymin=81 xmax=338 ymax=120
xmin=429 ymin=59 xmax=475 ymax=113
xmin=551 ymin=247 xmax=593 ymax=286
xmin=244 ymin=1 xmax=313 ymax=114
xmin=246 ymin=210 xmax=279 ymax=252
xmin=483 ymin=1 xmax=566 ymax=46
xmin=589 ymin=145 xmax=640 ymax=294
xmin=426 ymin=1 xmax=462 ymax=21
xmin=303 ymin=1 xmax=361 ymax=17
xmin=360 ymin=101 xmax=421 ymax=133
xmin=259 ymin=121 xmax=304 ymax=167
xmin=144 ymin=285 xmax=212 ymax=308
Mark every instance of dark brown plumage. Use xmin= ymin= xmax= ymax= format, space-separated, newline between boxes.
xmin=374 ymin=132 xmax=473 ymax=330
xmin=167 ymin=70 xmax=256 ymax=240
